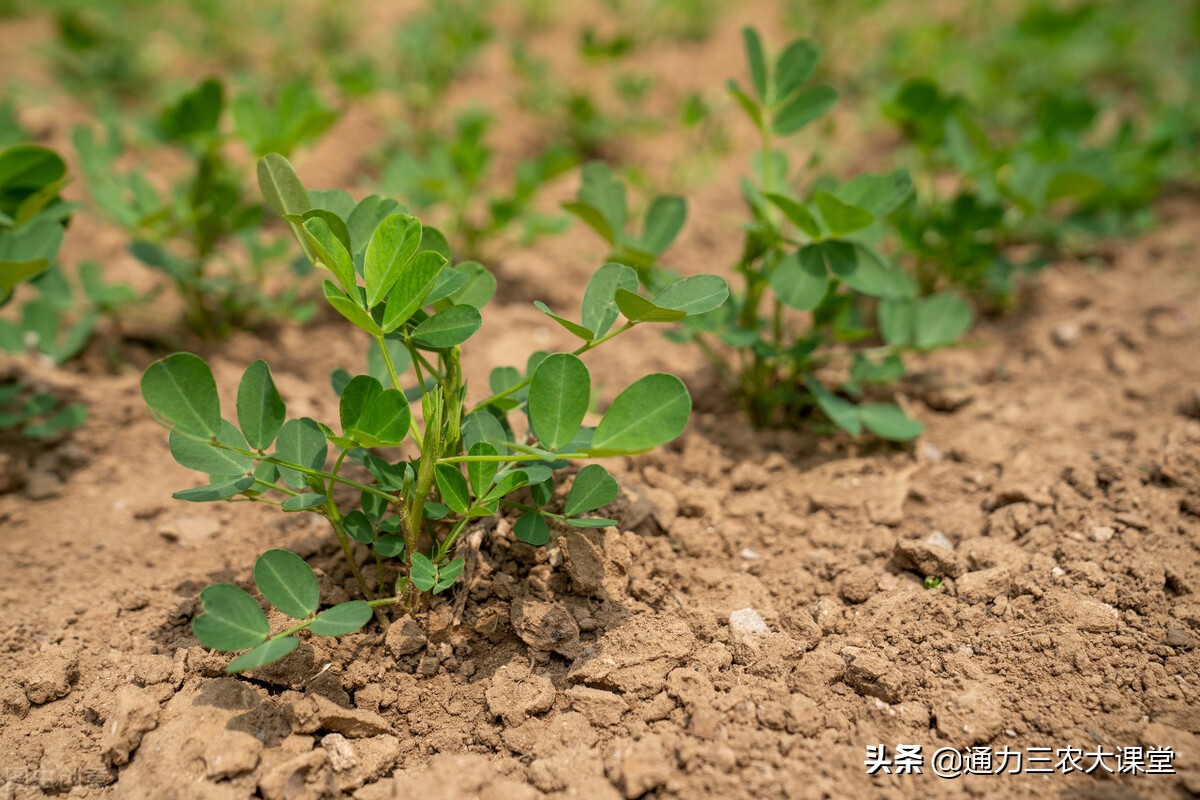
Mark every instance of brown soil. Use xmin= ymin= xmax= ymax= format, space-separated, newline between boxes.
xmin=3 ymin=3 xmax=1200 ymax=800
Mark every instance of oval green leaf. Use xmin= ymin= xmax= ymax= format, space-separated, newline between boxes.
xmin=410 ymin=304 xmax=482 ymax=349
xmin=365 ymin=213 xmax=422 ymax=308
xmin=528 ymin=353 xmax=590 ymax=451
xmin=381 ymin=251 xmax=449 ymax=332
xmin=225 ymin=636 xmax=299 ymax=674
xmin=653 ymin=275 xmax=729 ymax=316
xmin=237 ymin=360 xmax=286 ymax=450
xmin=257 ymin=154 xmax=309 ymax=216
xmin=193 ymin=584 xmax=269 ymax=652
xmin=514 ymin=511 xmax=550 ymax=546
xmin=142 ymin=353 xmax=220 ymax=437
xmin=590 ymin=373 xmax=690 ymax=456
xmin=409 ymin=552 xmax=437 ymax=592
xmin=770 ymin=251 xmax=828 ymax=311
xmin=859 ymin=403 xmax=924 ymax=441
xmin=274 ymin=417 xmax=328 ymax=490
xmin=309 ymin=601 xmax=373 ymax=636
xmin=565 ymin=464 xmax=619 ymax=516
xmin=434 ymin=464 xmax=470 ymax=515
xmin=581 ymin=262 xmax=638 ymax=338
xmin=254 ymin=549 xmax=319 ymax=619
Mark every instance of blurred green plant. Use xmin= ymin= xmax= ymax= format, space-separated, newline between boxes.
xmin=74 ymin=78 xmax=335 ymax=336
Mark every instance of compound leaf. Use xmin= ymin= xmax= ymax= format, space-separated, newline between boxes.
xmin=365 ymin=213 xmax=422 ymax=307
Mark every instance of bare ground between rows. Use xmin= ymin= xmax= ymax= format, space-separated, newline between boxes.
xmin=1 ymin=198 xmax=1199 ymax=800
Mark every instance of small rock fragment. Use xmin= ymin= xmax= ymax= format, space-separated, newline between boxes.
xmin=843 ymin=649 xmax=909 ymax=704
xmin=1051 ymin=322 xmax=1080 ymax=348
xmin=511 ymin=598 xmax=582 ymax=658
xmin=565 ymin=686 xmax=629 ymax=727
xmin=204 ymin=731 xmax=262 ymax=779
xmin=956 ymin=567 xmax=1011 ymax=604
xmin=607 ymin=734 xmax=671 ymax=799
xmin=935 ymin=686 xmax=1005 ymax=745
xmin=102 ymin=685 xmax=159 ymax=766
xmin=385 ymin=618 xmax=427 ymax=657
xmin=258 ymin=749 xmax=332 ymax=800
xmin=727 ymin=608 xmax=801 ymax=672
xmin=289 ymin=694 xmax=391 ymax=738
xmin=485 ymin=663 xmax=556 ymax=727
xmin=21 ymin=649 xmax=78 ymax=705
xmin=838 ymin=567 xmax=878 ymax=604
xmin=893 ymin=538 xmax=962 ymax=579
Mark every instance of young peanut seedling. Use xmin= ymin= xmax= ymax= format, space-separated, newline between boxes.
xmin=0 ymin=143 xmax=90 ymax=439
xmin=141 ymin=154 xmax=727 ymax=672
xmin=570 ymin=29 xmax=973 ymax=438
xmin=74 ymin=78 xmax=334 ymax=337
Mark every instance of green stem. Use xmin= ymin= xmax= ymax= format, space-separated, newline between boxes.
xmin=438 ymin=451 xmax=587 ymax=464
xmin=434 ymin=517 xmax=471 ymax=563
xmin=374 ymin=335 xmax=403 ymax=390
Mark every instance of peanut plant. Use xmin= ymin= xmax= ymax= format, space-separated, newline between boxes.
xmin=74 ymin=78 xmax=334 ymax=337
xmin=570 ymin=29 xmax=972 ymax=437
xmin=141 ymin=154 xmax=728 ymax=672
xmin=0 ymin=143 xmax=89 ymax=439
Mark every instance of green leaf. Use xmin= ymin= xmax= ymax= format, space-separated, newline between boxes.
xmin=467 ymin=442 xmax=499 ymax=498
xmin=562 ymin=201 xmax=615 ymax=244
xmin=433 ymin=558 xmax=464 ymax=593
xmin=837 ymin=169 xmax=913 ymax=217
xmin=364 ymin=213 xmax=422 ymax=307
xmin=641 ymin=196 xmax=686 ymax=254
xmin=514 ymin=511 xmax=550 ymax=545
xmin=280 ymin=493 xmax=328 ymax=511
xmin=381 ymin=251 xmax=448 ymax=332
xmin=859 ymin=403 xmax=924 ymax=440
xmin=742 ymin=27 xmax=768 ymax=100
xmin=804 ymin=377 xmax=862 ymax=435
xmin=575 ymin=162 xmax=627 ymax=241
xmin=274 ymin=418 xmax=327 ymax=489
xmin=237 ymin=360 xmax=285 ymax=450
xmin=528 ymin=353 xmax=590 ymax=451
xmin=310 ymin=601 xmax=374 ymax=636
xmin=564 ymin=518 xmax=617 ymax=528
xmin=172 ymin=475 xmax=256 ymax=502
xmin=343 ymin=510 xmax=375 ymax=544
xmin=411 ymin=304 xmax=481 ymax=349
xmin=254 ymin=549 xmax=320 ymax=618
xmin=914 ymin=294 xmax=972 ymax=349
xmin=534 ymin=301 xmax=593 ymax=341
xmin=653 ymin=275 xmax=729 ymax=315
xmin=800 ymin=242 xmax=864 ymax=293
xmin=581 ymin=263 xmax=638 ymax=338
xmin=764 ymin=193 xmax=821 ymax=237
xmin=340 ymin=375 xmax=383 ymax=434
xmin=302 ymin=216 xmax=356 ymax=293
xmin=879 ymin=297 xmax=915 ymax=346
xmin=376 ymin=534 xmax=405 ymax=557
xmin=727 ymin=80 xmax=764 ymax=130
xmin=481 ymin=469 xmax=529 ymax=503
xmin=323 ymin=281 xmax=381 ymax=335
xmin=837 ymin=245 xmax=913 ymax=299
xmin=142 ymin=353 xmax=221 ymax=437
xmin=770 ymin=251 xmax=828 ymax=311
xmin=774 ymin=39 xmax=819 ymax=98
xmin=225 ymin=637 xmax=299 ymax=674
xmin=615 ymin=289 xmax=686 ymax=323
xmin=565 ymin=464 xmax=618 ymax=516
xmin=352 ymin=388 xmax=411 ymax=447
xmin=409 ymin=553 xmax=437 ymax=592
xmin=347 ymin=196 xmax=402 ymax=255
xmin=0 ymin=144 xmax=67 ymax=193
xmin=160 ymin=78 xmax=223 ymax=140
xmin=446 ymin=261 xmax=496 ymax=309
xmin=169 ymin=420 xmax=253 ymax=477
xmin=462 ymin=411 xmax=509 ymax=455
xmin=590 ymin=374 xmax=690 ymax=456
xmin=193 ymin=584 xmax=269 ymax=651
xmin=772 ymin=85 xmax=837 ymax=135
xmin=812 ymin=191 xmax=874 ymax=235
xmin=425 ymin=266 xmax=470 ymax=304
xmin=435 ymin=464 xmax=470 ymax=515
